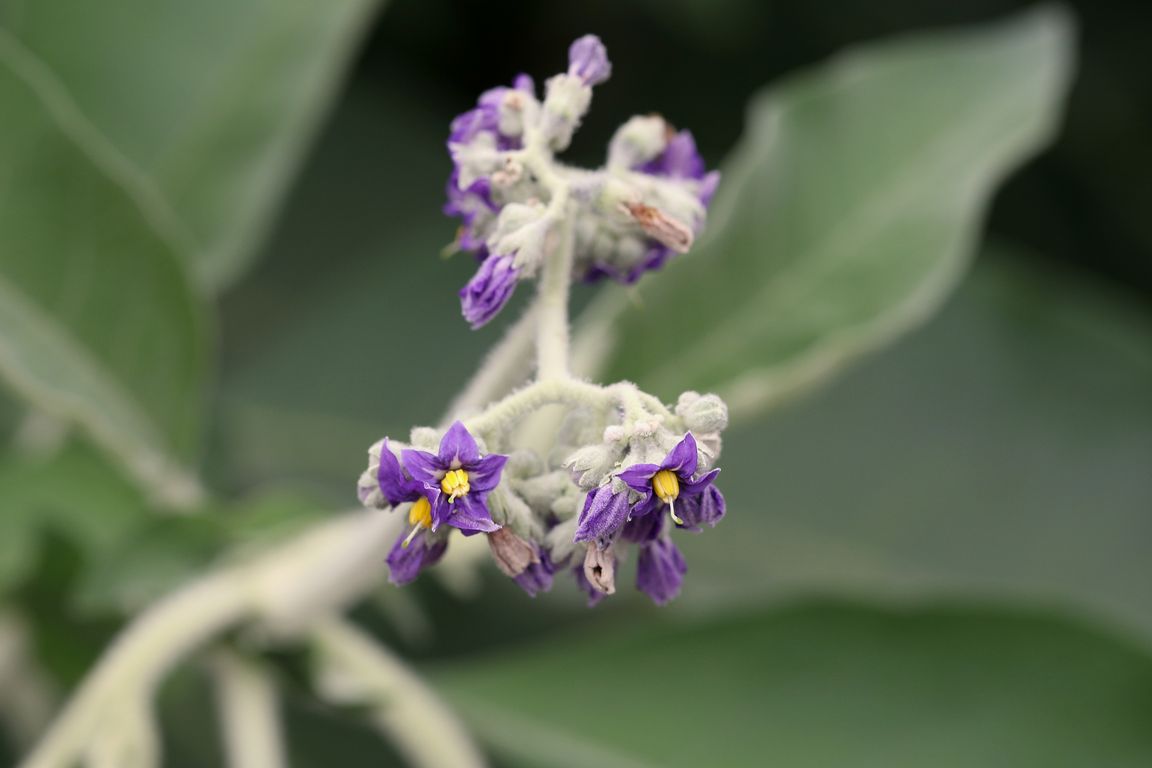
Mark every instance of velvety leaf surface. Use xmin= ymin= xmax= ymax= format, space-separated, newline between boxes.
xmin=435 ymin=601 xmax=1152 ymax=768
xmin=0 ymin=0 xmax=381 ymax=291
xmin=0 ymin=35 xmax=208 ymax=502
xmin=589 ymin=7 xmax=1074 ymax=419
xmin=671 ymin=255 xmax=1152 ymax=641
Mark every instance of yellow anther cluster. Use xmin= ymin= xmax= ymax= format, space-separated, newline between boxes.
xmin=440 ymin=468 xmax=471 ymax=500
xmin=408 ymin=497 xmax=433 ymax=529
xmin=652 ymin=470 xmax=680 ymax=503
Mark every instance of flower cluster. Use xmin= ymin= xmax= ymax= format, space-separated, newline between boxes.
xmin=358 ymin=391 xmax=729 ymax=606
xmin=357 ymin=35 xmax=730 ymax=607
xmin=446 ymin=34 xmax=719 ymax=328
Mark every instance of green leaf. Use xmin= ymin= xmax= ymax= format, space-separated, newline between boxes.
xmin=0 ymin=35 xmax=208 ymax=503
xmin=73 ymin=492 xmax=329 ymax=615
xmin=670 ymin=253 xmax=1152 ymax=640
xmin=435 ymin=602 xmax=1152 ymax=768
xmin=0 ymin=442 xmax=150 ymax=597
xmin=0 ymin=0 xmax=382 ymax=292
xmin=585 ymin=7 xmax=1075 ymax=418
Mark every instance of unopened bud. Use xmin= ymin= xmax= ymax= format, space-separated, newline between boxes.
xmin=677 ymin=393 xmax=729 ymax=434
xmin=607 ymin=115 xmax=669 ymax=169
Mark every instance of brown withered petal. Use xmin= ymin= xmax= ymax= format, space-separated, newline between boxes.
xmin=582 ymin=543 xmax=617 ymax=595
xmin=621 ymin=201 xmax=693 ymax=253
xmin=487 ymin=528 xmax=540 ymax=578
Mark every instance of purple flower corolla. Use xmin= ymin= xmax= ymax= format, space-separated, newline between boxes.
xmin=401 ymin=421 xmax=508 ymax=535
xmin=636 ymin=537 xmax=687 ymax=605
xmin=514 ymin=551 xmax=558 ymax=597
xmin=386 ymin=533 xmax=448 ymax=585
xmin=444 ymin=174 xmax=495 ymax=253
xmin=448 ymin=74 xmax=535 ymax=149
xmin=574 ymin=484 xmax=630 ymax=545
xmin=616 ymin=433 xmax=720 ymax=525
xmin=460 ymin=253 xmax=519 ymax=329
xmin=567 ymin=35 xmax=612 ymax=85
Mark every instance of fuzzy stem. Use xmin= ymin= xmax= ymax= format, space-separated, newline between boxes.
xmin=465 ymin=378 xmax=610 ymax=437
xmin=535 ymin=208 xmax=575 ymax=381
xmin=212 ymin=651 xmax=287 ymax=768
xmin=310 ymin=617 xmax=484 ymax=768
xmin=19 ymin=570 xmax=250 ymax=768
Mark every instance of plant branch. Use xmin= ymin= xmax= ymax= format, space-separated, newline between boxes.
xmin=211 ymin=650 xmax=287 ymax=768
xmin=310 ymin=617 xmax=485 ymax=768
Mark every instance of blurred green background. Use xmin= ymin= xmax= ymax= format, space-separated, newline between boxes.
xmin=0 ymin=0 xmax=1149 ymax=766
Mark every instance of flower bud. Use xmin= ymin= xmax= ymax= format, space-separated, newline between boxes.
xmin=608 ymin=115 xmax=669 ymax=170
xmin=563 ymin=443 xmax=620 ymax=489
xmin=677 ymin=393 xmax=729 ymax=434
xmin=541 ymin=74 xmax=592 ymax=151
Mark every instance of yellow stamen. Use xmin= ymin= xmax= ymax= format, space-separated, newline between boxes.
xmin=408 ymin=497 xmax=433 ymax=528
xmin=440 ymin=468 xmax=471 ymax=501
xmin=652 ymin=470 xmax=684 ymax=525
xmin=402 ymin=497 xmax=434 ymax=548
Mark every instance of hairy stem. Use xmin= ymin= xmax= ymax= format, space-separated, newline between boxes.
xmin=212 ymin=651 xmax=287 ymax=768
xmin=535 ymin=211 xmax=575 ymax=381
xmin=311 ymin=617 xmax=484 ymax=768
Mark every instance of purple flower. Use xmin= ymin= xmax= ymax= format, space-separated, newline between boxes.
xmin=449 ymin=75 xmax=535 ymax=149
xmin=677 ymin=484 xmax=726 ymax=531
xmin=375 ymin=439 xmax=426 ymax=507
xmin=443 ymin=173 xmax=495 ymax=253
xmin=514 ymin=551 xmax=558 ymax=597
xmin=616 ymin=433 xmax=720 ymax=525
xmin=386 ymin=532 xmax=448 ymax=585
xmin=401 ymin=421 xmax=508 ymax=535
xmin=567 ymin=35 xmax=612 ymax=85
xmin=574 ymin=484 xmax=631 ymax=545
xmin=636 ymin=537 xmax=687 ymax=605
xmin=460 ymin=253 xmax=519 ymax=329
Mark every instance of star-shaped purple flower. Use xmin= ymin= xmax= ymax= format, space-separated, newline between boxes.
xmin=374 ymin=440 xmax=446 ymax=584
xmin=401 ymin=421 xmax=508 ymax=535
xmin=616 ymin=433 xmax=722 ymax=525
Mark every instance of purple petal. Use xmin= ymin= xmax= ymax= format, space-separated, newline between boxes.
xmin=376 ymin=439 xmax=421 ymax=506
xmin=567 ymin=35 xmax=611 ymax=85
xmin=699 ymin=171 xmax=721 ymax=206
xmin=460 ymin=254 xmax=519 ymax=329
xmin=446 ymin=493 xmax=500 ymax=535
xmin=401 ymin=448 xmax=443 ymax=486
xmin=636 ymin=538 xmax=687 ymax=605
xmin=617 ymin=463 xmax=659 ymax=494
xmin=679 ymin=484 xmax=726 ymax=529
xmin=429 ymin=493 xmax=453 ymax=531
xmin=573 ymin=561 xmax=607 ymax=607
xmin=467 ymin=453 xmax=508 ymax=493
xmin=386 ymin=531 xmax=448 ymax=585
xmin=662 ymin=433 xmax=699 ymax=477
xmin=438 ymin=421 xmax=480 ymax=467
xmin=514 ymin=552 xmax=556 ymax=597
xmin=622 ymin=510 xmax=665 ymax=543
xmin=574 ymin=486 xmax=631 ymax=544
xmin=680 ymin=467 xmax=720 ymax=496
xmin=513 ymin=73 xmax=535 ymax=94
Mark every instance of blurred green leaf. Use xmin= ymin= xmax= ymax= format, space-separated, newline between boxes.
xmin=74 ymin=493 xmax=328 ymax=615
xmin=587 ymin=7 xmax=1074 ymax=418
xmin=0 ymin=441 xmax=149 ymax=597
xmin=0 ymin=0 xmax=381 ymax=292
xmin=435 ymin=601 xmax=1152 ymax=768
xmin=0 ymin=35 xmax=208 ymax=502
xmin=670 ymin=253 xmax=1152 ymax=638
